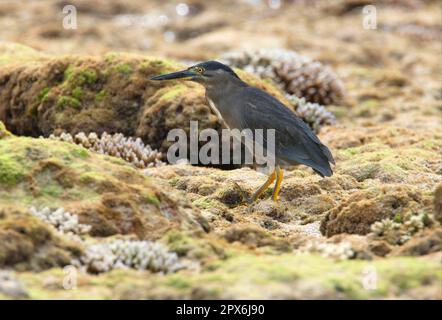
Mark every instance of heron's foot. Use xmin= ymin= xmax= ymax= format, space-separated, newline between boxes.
xmin=232 ymin=182 xmax=253 ymax=205
xmin=272 ymin=166 xmax=284 ymax=202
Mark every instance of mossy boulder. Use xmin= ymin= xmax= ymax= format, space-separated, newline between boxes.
xmin=0 ymin=50 xmax=288 ymax=156
xmin=320 ymin=185 xmax=432 ymax=237
xmin=0 ymin=133 xmax=207 ymax=242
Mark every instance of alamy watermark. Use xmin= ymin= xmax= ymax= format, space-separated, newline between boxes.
xmin=362 ymin=5 xmax=377 ymax=30
xmin=167 ymin=121 xmax=276 ymax=171
xmin=361 ymin=265 xmax=378 ymax=291
xmin=62 ymin=5 xmax=78 ymax=30
xmin=63 ymin=265 xmax=77 ymax=290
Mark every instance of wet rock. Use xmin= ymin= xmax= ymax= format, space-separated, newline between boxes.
xmin=280 ymin=180 xmax=322 ymax=200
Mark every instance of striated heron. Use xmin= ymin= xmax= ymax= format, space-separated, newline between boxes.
xmin=151 ymin=61 xmax=334 ymax=203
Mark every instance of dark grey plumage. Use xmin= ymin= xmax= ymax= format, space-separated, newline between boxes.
xmin=206 ymin=78 xmax=334 ymax=177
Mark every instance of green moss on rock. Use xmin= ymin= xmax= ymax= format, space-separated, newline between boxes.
xmin=115 ymin=62 xmax=133 ymax=75
xmin=0 ymin=135 xmax=207 ymax=242
xmin=37 ymin=87 xmax=50 ymax=103
xmin=94 ymin=89 xmax=107 ymax=103
xmin=57 ymin=96 xmax=80 ymax=110
xmin=0 ymin=153 xmax=25 ymax=186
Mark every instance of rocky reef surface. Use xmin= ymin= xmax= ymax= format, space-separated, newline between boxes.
xmin=0 ymin=0 xmax=441 ymax=299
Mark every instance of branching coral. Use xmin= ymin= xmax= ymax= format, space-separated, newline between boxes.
xmin=301 ymin=240 xmax=355 ymax=260
xmin=287 ymin=95 xmax=336 ymax=133
xmin=30 ymin=209 xmax=189 ymax=274
xmin=48 ymin=132 xmax=164 ymax=168
xmin=222 ymin=48 xmax=345 ymax=105
xmin=76 ymin=239 xmax=184 ymax=274
xmin=29 ymin=207 xmax=91 ymax=241
xmin=370 ymin=212 xmax=434 ymax=245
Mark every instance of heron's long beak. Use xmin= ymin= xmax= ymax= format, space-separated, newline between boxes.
xmin=150 ymin=69 xmax=195 ymax=81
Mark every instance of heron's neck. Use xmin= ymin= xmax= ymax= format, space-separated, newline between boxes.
xmin=205 ymin=77 xmax=247 ymax=105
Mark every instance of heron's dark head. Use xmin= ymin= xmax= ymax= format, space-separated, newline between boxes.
xmin=150 ymin=61 xmax=240 ymax=86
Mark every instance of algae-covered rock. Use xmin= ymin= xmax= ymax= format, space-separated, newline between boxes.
xmin=324 ymin=126 xmax=442 ymax=184
xmin=0 ymin=133 xmax=206 ymax=244
xmin=0 ymin=51 xmax=287 ymax=155
xmin=320 ymin=185 xmax=432 ymax=237
xmin=146 ymin=151 xmax=441 ymax=255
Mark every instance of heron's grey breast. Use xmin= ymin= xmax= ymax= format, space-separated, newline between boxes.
xmin=207 ymin=98 xmax=231 ymax=129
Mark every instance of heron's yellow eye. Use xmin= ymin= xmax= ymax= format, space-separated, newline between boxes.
xmin=194 ymin=67 xmax=204 ymax=74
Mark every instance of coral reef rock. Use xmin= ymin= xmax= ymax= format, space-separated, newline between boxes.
xmin=29 ymin=207 xmax=92 ymax=242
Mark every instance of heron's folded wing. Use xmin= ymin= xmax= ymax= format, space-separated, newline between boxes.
xmin=240 ymin=87 xmax=334 ymax=176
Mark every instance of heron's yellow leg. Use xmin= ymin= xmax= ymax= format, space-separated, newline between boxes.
xmin=272 ymin=166 xmax=284 ymax=202
xmin=250 ymin=170 xmax=276 ymax=203
xmin=234 ymin=170 xmax=276 ymax=205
